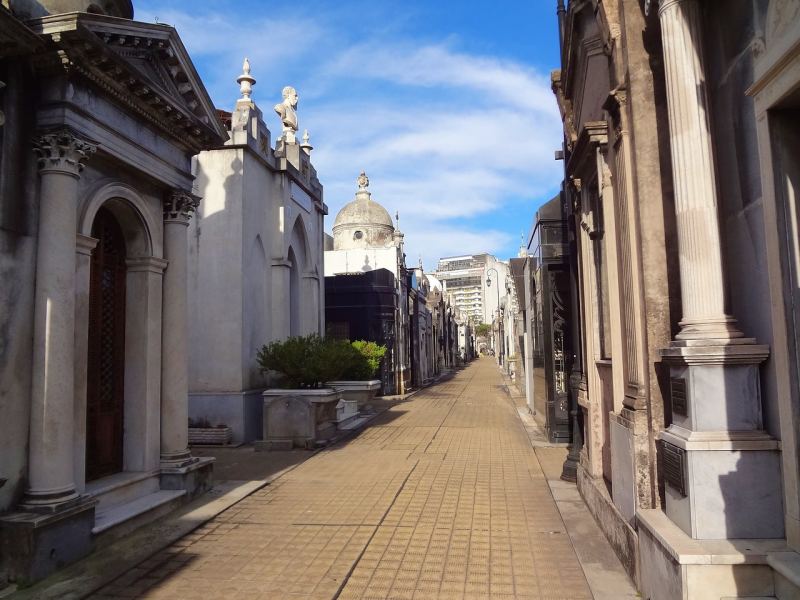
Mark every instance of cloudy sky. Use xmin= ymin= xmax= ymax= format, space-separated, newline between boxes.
xmin=136 ymin=0 xmax=564 ymax=269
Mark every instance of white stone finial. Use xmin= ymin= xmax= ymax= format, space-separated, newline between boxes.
xmin=303 ymin=129 xmax=310 ymax=144
xmin=357 ymin=171 xmax=369 ymax=190
xmin=237 ymin=57 xmax=256 ymax=100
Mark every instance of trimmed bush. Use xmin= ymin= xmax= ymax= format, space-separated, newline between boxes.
xmin=257 ymin=335 xmax=388 ymax=388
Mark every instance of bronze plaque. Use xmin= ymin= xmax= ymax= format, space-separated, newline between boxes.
xmin=671 ymin=377 xmax=688 ymax=417
xmin=662 ymin=442 xmax=686 ymax=497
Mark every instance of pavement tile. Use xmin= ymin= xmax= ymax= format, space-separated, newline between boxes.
xmin=89 ymin=360 xmax=592 ymax=600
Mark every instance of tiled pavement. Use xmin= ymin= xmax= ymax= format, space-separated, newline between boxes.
xmin=90 ymin=359 xmax=593 ymax=599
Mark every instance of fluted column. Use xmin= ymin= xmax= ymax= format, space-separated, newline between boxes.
xmin=25 ymin=130 xmax=95 ymax=510
xmin=160 ymin=189 xmax=199 ymax=467
xmin=658 ymin=0 xmax=742 ymax=341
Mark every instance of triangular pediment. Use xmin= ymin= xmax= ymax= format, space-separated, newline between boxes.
xmin=32 ymin=13 xmax=227 ymax=150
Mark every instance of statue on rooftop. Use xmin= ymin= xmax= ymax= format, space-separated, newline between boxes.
xmin=274 ymin=86 xmax=299 ymax=142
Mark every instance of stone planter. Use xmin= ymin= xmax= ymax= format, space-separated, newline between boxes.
xmin=188 ymin=426 xmax=233 ymax=446
xmin=256 ymin=388 xmax=342 ymax=451
xmin=327 ymin=380 xmax=382 ymax=410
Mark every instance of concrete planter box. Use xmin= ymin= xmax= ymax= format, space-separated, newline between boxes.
xmin=188 ymin=426 xmax=233 ymax=445
xmin=188 ymin=390 xmax=264 ymax=443
xmin=327 ymin=380 xmax=382 ymax=409
xmin=257 ymin=388 xmax=342 ymax=450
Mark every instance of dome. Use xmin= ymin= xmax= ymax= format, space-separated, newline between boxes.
xmin=332 ymin=172 xmax=395 ymax=251
xmin=333 ymin=194 xmax=394 ymax=229
xmin=10 ymin=0 xmax=134 ymax=19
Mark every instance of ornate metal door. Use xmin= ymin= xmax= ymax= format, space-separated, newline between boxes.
xmin=86 ymin=208 xmax=127 ymax=481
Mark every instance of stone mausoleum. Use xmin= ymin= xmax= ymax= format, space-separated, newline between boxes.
xmin=188 ymin=62 xmax=326 ymax=443
xmin=325 ymin=173 xmax=411 ymax=394
xmin=0 ymin=0 xmax=226 ymax=585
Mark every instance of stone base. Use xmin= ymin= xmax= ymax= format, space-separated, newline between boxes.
xmin=260 ymin=388 xmax=342 ymax=449
xmin=577 ymin=465 xmax=640 ymax=585
xmin=769 ymin=552 xmax=800 ymax=599
xmin=327 ymin=381 xmax=381 ymax=409
xmin=0 ymin=497 xmax=96 ymax=585
xmin=160 ymin=457 xmax=214 ymax=501
xmin=661 ymin=428 xmax=783 ymax=539
xmin=638 ymin=508 xmax=786 ymax=600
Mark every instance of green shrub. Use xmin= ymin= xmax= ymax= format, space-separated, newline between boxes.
xmin=346 ymin=340 xmax=387 ymax=380
xmin=257 ymin=335 xmax=381 ymax=388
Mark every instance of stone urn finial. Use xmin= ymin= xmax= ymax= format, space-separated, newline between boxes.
xmin=237 ymin=57 xmax=256 ymax=100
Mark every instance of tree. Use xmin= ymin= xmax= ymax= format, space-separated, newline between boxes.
xmin=475 ymin=323 xmax=491 ymax=338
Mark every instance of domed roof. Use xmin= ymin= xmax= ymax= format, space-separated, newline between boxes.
xmin=333 ymin=171 xmax=393 ymax=230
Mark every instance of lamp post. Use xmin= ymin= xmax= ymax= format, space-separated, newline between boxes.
xmin=486 ymin=267 xmax=503 ymax=365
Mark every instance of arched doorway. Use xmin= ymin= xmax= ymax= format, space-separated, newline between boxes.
xmin=86 ymin=207 xmax=127 ymax=481
xmin=288 ymin=247 xmax=300 ymax=337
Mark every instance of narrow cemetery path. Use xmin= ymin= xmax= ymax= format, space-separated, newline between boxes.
xmin=91 ymin=359 xmax=592 ymax=600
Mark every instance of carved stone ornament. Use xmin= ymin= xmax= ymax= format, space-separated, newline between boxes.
xmin=357 ymin=170 xmax=370 ymax=190
xmin=33 ymin=129 xmax=96 ymax=175
xmin=237 ymin=57 xmax=256 ymax=100
xmin=274 ymin=85 xmax=299 ymax=141
xmin=163 ymin=189 xmax=200 ymax=222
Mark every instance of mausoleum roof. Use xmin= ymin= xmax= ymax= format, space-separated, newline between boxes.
xmin=333 ymin=172 xmax=393 ymax=230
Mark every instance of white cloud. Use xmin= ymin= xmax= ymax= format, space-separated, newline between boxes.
xmin=134 ymin=2 xmax=563 ymax=269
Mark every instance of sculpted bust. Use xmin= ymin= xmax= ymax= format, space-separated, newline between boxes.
xmin=274 ymin=86 xmax=299 ymax=141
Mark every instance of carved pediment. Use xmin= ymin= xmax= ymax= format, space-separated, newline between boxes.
xmin=30 ymin=13 xmax=227 ymax=152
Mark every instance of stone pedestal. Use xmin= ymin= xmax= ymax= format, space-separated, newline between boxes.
xmin=0 ymin=498 xmax=96 ymax=585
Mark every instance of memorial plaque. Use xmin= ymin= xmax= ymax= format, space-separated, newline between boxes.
xmin=671 ymin=377 xmax=688 ymax=417
xmin=662 ymin=442 xmax=686 ymax=497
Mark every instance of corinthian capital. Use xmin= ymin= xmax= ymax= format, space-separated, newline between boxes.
xmin=33 ymin=129 xmax=96 ymax=176
xmin=163 ymin=189 xmax=200 ymax=222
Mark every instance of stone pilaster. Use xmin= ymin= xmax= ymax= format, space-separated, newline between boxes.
xmin=160 ymin=189 xmax=198 ymax=468
xmin=24 ymin=130 xmax=95 ymax=510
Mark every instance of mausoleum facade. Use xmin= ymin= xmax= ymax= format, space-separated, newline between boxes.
xmin=0 ymin=0 xmax=225 ymax=584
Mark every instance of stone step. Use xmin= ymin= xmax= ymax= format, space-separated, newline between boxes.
xmin=337 ymin=416 xmax=369 ymax=431
xmin=92 ymin=490 xmax=185 ymax=535
xmin=84 ymin=471 xmax=160 ymax=511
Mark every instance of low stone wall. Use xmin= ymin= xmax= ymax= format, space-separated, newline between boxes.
xmin=577 ymin=466 xmax=640 ymax=588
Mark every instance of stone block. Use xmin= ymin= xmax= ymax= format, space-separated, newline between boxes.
xmin=669 ymin=363 xmax=764 ymax=432
xmin=638 ymin=509 xmax=780 ymax=600
xmin=160 ymin=457 xmax=215 ymax=501
xmin=663 ymin=439 xmax=784 ymax=539
xmin=260 ymin=388 xmax=342 ymax=449
xmin=0 ymin=498 xmax=95 ymax=585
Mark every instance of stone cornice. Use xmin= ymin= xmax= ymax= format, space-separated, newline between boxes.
xmin=566 ymin=121 xmax=608 ymax=177
xmin=27 ymin=13 xmax=226 ymax=153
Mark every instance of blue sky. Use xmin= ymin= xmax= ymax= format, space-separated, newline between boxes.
xmin=136 ymin=0 xmax=564 ymax=269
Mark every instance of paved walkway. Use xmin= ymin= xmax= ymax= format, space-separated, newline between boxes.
xmin=91 ymin=359 xmax=594 ymax=599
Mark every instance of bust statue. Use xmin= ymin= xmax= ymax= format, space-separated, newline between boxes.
xmin=274 ymin=86 xmax=299 ymax=142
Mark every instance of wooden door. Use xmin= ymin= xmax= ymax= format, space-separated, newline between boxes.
xmin=86 ymin=208 xmax=127 ymax=482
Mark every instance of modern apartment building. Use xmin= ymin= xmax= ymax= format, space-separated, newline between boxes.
xmin=434 ymin=254 xmax=511 ymax=325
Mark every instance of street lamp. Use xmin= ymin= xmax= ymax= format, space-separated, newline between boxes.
xmin=486 ymin=267 xmax=503 ymax=365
